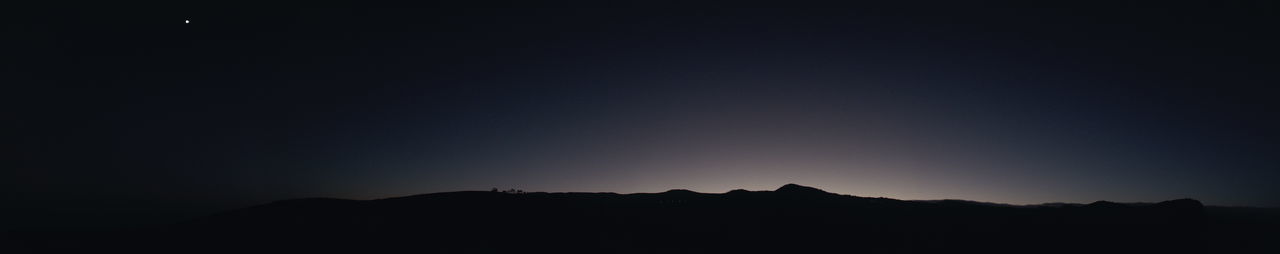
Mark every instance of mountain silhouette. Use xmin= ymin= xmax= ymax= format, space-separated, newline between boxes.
xmin=166 ymin=184 xmax=1211 ymax=253
xmin=11 ymin=184 xmax=1278 ymax=254
xmin=774 ymin=183 xmax=831 ymax=195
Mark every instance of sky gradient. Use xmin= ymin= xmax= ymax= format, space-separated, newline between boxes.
xmin=7 ymin=1 xmax=1280 ymax=228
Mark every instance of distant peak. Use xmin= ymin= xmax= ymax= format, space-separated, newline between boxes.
xmin=663 ymin=189 xmax=698 ymax=194
xmin=1085 ymin=200 xmax=1127 ymax=208
xmin=775 ymin=184 xmax=829 ymax=195
xmin=1154 ymin=198 xmax=1203 ymax=209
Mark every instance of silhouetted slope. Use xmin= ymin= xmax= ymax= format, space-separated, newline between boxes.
xmin=774 ymin=183 xmax=831 ymax=195
xmin=18 ymin=184 xmax=1274 ymax=254
xmin=141 ymin=184 xmax=1214 ymax=254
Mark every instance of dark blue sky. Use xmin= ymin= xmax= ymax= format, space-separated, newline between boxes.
xmin=7 ymin=1 xmax=1280 ymax=228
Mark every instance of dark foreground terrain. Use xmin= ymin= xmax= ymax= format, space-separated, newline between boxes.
xmin=9 ymin=184 xmax=1279 ymax=253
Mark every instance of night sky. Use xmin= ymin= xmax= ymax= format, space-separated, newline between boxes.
xmin=7 ymin=1 xmax=1280 ymax=228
